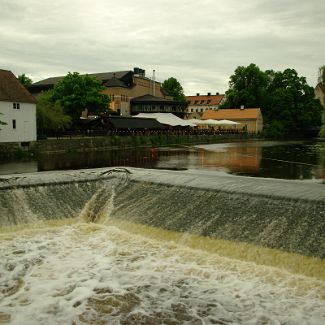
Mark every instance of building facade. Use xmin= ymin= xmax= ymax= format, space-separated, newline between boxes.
xmin=29 ymin=68 xmax=176 ymax=117
xmin=186 ymin=93 xmax=225 ymax=117
xmin=0 ymin=69 xmax=36 ymax=143
xmin=202 ymin=108 xmax=263 ymax=133
xmin=315 ymin=83 xmax=325 ymax=108
xmin=130 ymin=95 xmax=187 ymax=117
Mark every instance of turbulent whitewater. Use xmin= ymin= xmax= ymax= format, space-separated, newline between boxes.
xmin=0 ymin=167 xmax=324 ymax=324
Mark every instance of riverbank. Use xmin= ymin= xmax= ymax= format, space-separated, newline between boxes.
xmin=0 ymin=133 xmax=254 ymax=160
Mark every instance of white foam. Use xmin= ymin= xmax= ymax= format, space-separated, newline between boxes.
xmin=1 ymin=223 xmax=324 ymax=325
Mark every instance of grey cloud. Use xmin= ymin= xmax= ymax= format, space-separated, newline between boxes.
xmin=0 ymin=0 xmax=324 ymax=95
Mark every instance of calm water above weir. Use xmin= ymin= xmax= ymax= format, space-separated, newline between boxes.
xmin=1 ymin=139 xmax=325 ymax=181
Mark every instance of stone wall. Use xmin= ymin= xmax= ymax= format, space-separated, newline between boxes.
xmin=0 ymin=134 xmax=250 ymax=160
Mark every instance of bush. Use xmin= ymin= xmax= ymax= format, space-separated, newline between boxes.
xmin=263 ymin=121 xmax=286 ymax=138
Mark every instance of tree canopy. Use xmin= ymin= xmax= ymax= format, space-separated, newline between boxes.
xmin=17 ymin=74 xmax=32 ymax=88
xmin=222 ymin=64 xmax=323 ymax=137
xmin=36 ymin=91 xmax=71 ymax=136
xmin=161 ymin=77 xmax=186 ymax=102
xmin=222 ymin=64 xmax=268 ymax=109
xmin=52 ymin=72 xmax=110 ymax=122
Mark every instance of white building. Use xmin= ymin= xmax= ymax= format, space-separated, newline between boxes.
xmin=186 ymin=93 xmax=225 ymax=118
xmin=0 ymin=69 xmax=36 ymax=143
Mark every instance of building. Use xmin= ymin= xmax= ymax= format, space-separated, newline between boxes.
xmin=0 ymin=69 xmax=36 ymax=143
xmin=186 ymin=93 xmax=225 ymax=118
xmin=202 ymin=108 xmax=263 ymax=133
xmin=315 ymin=83 xmax=325 ymax=108
xmin=130 ymin=95 xmax=187 ymax=117
xmin=28 ymin=68 xmax=185 ymax=117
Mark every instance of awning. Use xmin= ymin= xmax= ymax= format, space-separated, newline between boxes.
xmin=135 ymin=113 xmax=196 ymax=127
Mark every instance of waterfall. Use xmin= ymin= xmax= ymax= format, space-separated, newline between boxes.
xmin=0 ymin=167 xmax=324 ymax=258
xmin=1 ymin=168 xmax=324 ymax=324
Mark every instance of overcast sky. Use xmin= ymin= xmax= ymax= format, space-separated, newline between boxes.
xmin=1 ymin=0 xmax=324 ymax=95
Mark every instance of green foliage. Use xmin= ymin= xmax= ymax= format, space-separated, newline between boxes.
xmin=36 ymin=91 xmax=71 ymax=135
xmin=266 ymin=69 xmax=322 ymax=134
xmin=52 ymin=72 xmax=110 ymax=122
xmin=162 ymin=77 xmax=186 ymax=102
xmin=222 ymin=64 xmax=323 ymax=137
xmin=17 ymin=74 xmax=32 ymax=88
xmin=222 ymin=64 xmax=268 ymax=108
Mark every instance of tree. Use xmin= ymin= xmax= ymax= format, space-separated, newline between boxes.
xmin=36 ymin=91 xmax=71 ymax=135
xmin=17 ymin=74 xmax=32 ymax=88
xmin=161 ymin=77 xmax=186 ymax=102
xmin=222 ymin=64 xmax=323 ymax=137
xmin=221 ymin=63 xmax=268 ymax=109
xmin=52 ymin=72 xmax=110 ymax=122
xmin=265 ymin=69 xmax=322 ymax=135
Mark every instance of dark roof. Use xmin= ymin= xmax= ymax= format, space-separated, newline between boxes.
xmin=108 ymin=116 xmax=165 ymax=129
xmin=131 ymin=94 xmax=172 ymax=103
xmin=103 ymin=76 xmax=128 ymax=88
xmin=0 ymin=69 xmax=36 ymax=103
xmin=31 ymin=71 xmax=132 ymax=87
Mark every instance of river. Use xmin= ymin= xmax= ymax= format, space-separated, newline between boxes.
xmin=0 ymin=140 xmax=324 ymax=181
xmin=0 ymin=142 xmax=324 ymax=324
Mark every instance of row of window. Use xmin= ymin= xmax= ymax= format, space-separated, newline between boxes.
xmin=188 ymin=100 xmax=212 ymax=105
xmin=109 ymin=95 xmax=129 ymax=102
xmin=188 ymin=108 xmax=216 ymax=113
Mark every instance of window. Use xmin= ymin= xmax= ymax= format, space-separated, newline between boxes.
xmin=13 ymin=103 xmax=20 ymax=109
xmin=12 ymin=119 xmax=16 ymax=129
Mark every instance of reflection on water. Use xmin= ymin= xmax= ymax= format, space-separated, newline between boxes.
xmin=0 ymin=161 xmax=38 ymax=175
xmin=1 ymin=140 xmax=325 ymax=180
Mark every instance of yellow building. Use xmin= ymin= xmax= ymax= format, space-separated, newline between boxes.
xmin=202 ymin=108 xmax=263 ymax=133
xmin=29 ymin=68 xmax=186 ymax=116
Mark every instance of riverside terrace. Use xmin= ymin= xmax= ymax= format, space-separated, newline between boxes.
xmin=43 ymin=116 xmax=248 ymax=138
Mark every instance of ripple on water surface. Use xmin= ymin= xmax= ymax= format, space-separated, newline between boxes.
xmin=0 ymin=220 xmax=324 ymax=325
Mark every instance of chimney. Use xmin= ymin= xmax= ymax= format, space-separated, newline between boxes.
xmin=240 ymin=105 xmax=245 ymax=110
xmin=216 ymin=92 xmax=219 ymax=95
xmin=152 ymin=70 xmax=155 ymax=96
xmin=196 ymin=93 xmax=200 ymax=96
xmin=207 ymin=92 xmax=211 ymax=96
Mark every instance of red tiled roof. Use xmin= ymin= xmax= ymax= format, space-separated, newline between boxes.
xmin=186 ymin=94 xmax=224 ymax=106
xmin=0 ymin=69 xmax=36 ymax=103
xmin=202 ymin=108 xmax=261 ymax=120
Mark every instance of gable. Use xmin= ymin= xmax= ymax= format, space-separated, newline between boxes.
xmin=186 ymin=95 xmax=224 ymax=106
xmin=0 ymin=69 xmax=36 ymax=103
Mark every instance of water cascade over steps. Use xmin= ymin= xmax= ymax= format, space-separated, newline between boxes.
xmin=1 ymin=167 xmax=324 ymax=259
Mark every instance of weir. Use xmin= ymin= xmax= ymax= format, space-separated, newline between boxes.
xmin=0 ymin=167 xmax=324 ymax=259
